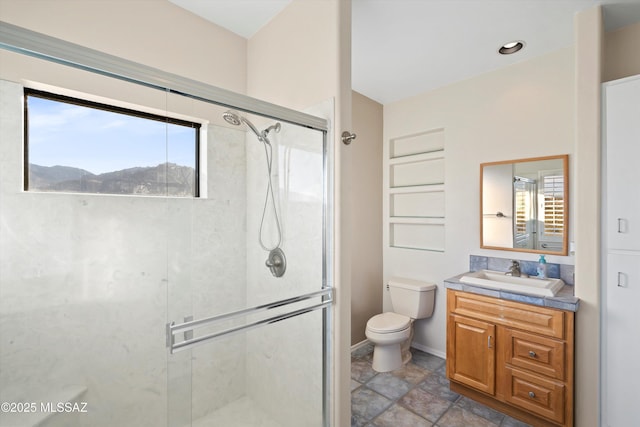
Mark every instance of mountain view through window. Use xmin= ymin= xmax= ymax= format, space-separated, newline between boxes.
xmin=25 ymin=90 xmax=200 ymax=197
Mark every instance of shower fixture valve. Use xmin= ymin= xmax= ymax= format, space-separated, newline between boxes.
xmin=265 ymin=248 xmax=287 ymax=278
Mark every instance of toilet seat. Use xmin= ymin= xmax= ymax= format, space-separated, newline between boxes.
xmin=366 ymin=312 xmax=410 ymax=334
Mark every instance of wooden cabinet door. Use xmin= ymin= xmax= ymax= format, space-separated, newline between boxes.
xmin=605 ymin=76 xmax=640 ymax=251
xmin=447 ymin=314 xmax=496 ymax=395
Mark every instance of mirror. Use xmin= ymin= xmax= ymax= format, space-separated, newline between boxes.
xmin=480 ymin=155 xmax=568 ymax=255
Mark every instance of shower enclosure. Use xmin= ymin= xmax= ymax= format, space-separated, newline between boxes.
xmin=0 ymin=22 xmax=332 ymax=427
xmin=513 ymin=176 xmax=536 ymax=249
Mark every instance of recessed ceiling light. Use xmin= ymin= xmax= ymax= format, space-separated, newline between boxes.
xmin=499 ymin=41 xmax=525 ymax=55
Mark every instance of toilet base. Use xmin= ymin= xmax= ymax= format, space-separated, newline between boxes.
xmin=371 ymin=342 xmax=403 ymax=372
xmin=371 ymin=327 xmax=414 ymax=372
xmin=400 ymin=325 xmax=414 ymax=365
xmin=400 ymin=338 xmax=413 ymax=365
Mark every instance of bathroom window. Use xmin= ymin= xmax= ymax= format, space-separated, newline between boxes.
xmin=24 ymin=88 xmax=200 ymax=197
xmin=541 ymin=173 xmax=564 ymax=236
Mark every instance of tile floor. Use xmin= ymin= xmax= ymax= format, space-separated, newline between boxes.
xmin=351 ymin=344 xmax=532 ymax=427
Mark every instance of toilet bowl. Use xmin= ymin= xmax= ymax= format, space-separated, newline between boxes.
xmin=365 ymin=312 xmax=412 ymax=371
xmin=365 ymin=277 xmax=436 ymax=372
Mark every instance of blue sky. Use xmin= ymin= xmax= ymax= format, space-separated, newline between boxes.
xmin=28 ymin=96 xmax=197 ymax=175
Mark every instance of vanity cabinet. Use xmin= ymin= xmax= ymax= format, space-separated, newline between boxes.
xmin=447 ymin=289 xmax=574 ymax=427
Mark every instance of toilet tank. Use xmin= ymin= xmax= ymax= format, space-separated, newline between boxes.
xmin=388 ymin=277 xmax=437 ymax=319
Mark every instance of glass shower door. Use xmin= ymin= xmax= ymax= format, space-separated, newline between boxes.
xmin=165 ymin=105 xmax=331 ymax=427
xmin=0 ymin=22 xmax=332 ymax=427
xmin=0 ymin=74 xmax=182 ymax=427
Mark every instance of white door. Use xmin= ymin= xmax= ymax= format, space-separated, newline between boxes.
xmin=604 ymin=77 xmax=640 ymax=251
xmin=603 ymin=252 xmax=640 ymax=426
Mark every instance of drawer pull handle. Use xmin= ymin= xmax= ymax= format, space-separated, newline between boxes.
xmin=617 ymin=272 xmax=627 ymax=288
xmin=529 ymin=350 xmax=536 ymax=358
xmin=529 ymin=391 xmax=536 ymax=398
xmin=488 ymin=336 xmax=492 ymax=349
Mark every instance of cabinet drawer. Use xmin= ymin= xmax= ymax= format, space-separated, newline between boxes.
xmin=504 ymin=367 xmax=565 ymax=424
xmin=505 ymin=328 xmax=565 ymax=380
xmin=448 ymin=290 xmax=565 ymax=338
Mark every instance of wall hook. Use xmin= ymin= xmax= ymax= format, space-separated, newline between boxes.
xmin=341 ymin=131 xmax=356 ymax=145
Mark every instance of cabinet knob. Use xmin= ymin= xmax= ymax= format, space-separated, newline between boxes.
xmin=529 ymin=350 xmax=536 ymax=358
xmin=529 ymin=391 xmax=536 ymax=398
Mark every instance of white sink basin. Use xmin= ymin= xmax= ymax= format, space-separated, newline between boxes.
xmin=459 ymin=270 xmax=565 ymax=297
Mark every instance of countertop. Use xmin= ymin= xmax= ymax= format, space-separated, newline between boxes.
xmin=444 ymin=272 xmax=580 ymax=312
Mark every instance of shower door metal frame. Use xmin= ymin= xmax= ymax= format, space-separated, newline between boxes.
xmin=0 ymin=21 xmax=327 ymax=131
xmin=0 ymin=20 xmax=334 ymax=427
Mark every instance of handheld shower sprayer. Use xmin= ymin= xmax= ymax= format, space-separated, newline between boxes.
xmin=261 ymin=122 xmax=281 ymax=139
xmin=222 ymin=111 xmax=286 ymax=277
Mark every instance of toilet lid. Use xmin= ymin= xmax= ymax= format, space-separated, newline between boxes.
xmin=367 ymin=312 xmax=411 ymax=333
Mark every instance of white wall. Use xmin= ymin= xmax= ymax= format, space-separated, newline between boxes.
xmin=350 ymin=91 xmax=383 ymax=345
xmin=604 ymin=21 xmax=640 ymax=82
xmin=573 ymin=6 xmax=602 ymax=426
xmin=0 ymin=0 xmax=247 ymax=94
xmin=246 ymin=0 xmax=339 ymax=111
xmin=383 ymin=47 xmax=576 ymax=357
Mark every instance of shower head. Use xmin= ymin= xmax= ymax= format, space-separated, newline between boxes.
xmin=222 ymin=111 xmax=242 ymax=126
xmin=222 ymin=111 xmax=280 ymax=145
xmin=222 ymin=110 xmax=261 ymax=139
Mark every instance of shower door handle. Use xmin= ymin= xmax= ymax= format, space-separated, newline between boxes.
xmin=167 ymin=288 xmax=334 ymax=354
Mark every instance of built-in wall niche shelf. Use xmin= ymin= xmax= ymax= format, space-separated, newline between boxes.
xmin=390 ymin=184 xmax=444 ymax=218
xmin=390 ymin=128 xmax=445 ymax=158
xmin=389 ymin=151 xmax=445 ymax=188
xmin=387 ymin=129 xmax=446 ymax=252
xmin=389 ymin=218 xmax=445 ymax=252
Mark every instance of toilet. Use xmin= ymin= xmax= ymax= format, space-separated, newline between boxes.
xmin=365 ymin=277 xmax=436 ymax=372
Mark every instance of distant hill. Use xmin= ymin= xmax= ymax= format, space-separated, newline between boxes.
xmin=28 ymin=163 xmax=195 ymax=196
xmin=29 ymin=164 xmax=96 ymax=186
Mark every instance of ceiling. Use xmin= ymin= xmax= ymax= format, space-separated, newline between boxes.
xmin=171 ymin=0 xmax=640 ymax=104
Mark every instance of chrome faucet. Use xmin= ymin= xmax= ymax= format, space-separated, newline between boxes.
xmin=506 ymin=260 xmax=521 ymax=277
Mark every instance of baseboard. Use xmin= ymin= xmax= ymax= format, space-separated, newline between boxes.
xmin=351 ymin=339 xmax=445 ymax=359
xmin=410 ymin=342 xmax=446 ymax=359
xmin=350 ymin=339 xmax=371 ymax=353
